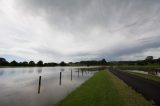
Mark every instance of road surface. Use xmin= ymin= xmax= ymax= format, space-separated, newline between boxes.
xmin=110 ymin=69 xmax=160 ymax=106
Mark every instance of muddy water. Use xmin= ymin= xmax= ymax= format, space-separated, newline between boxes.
xmin=0 ymin=66 xmax=101 ymax=106
xmin=128 ymin=69 xmax=160 ymax=77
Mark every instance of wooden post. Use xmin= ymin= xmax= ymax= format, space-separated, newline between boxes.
xmin=71 ymin=70 xmax=72 ymax=80
xmin=78 ymin=70 xmax=79 ymax=78
xmin=59 ymin=72 xmax=62 ymax=85
xmin=38 ymin=76 xmax=41 ymax=94
xmin=82 ymin=71 xmax=83 ymax=76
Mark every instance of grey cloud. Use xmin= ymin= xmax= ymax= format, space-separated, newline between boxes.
xmin=1 ymin=0 xmax=160 ymax=62
xmin=16 ymin=0 xmax=160 ymax=33
xmin=103 ymin=36 xmax=160 ymax=60
xmin=34 ymin=47 xmax=62 ymax=57
xmin=19 ymin=0 xmax=160 ymax=60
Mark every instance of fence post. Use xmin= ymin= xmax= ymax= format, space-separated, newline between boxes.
xmin=38 ymin=76 xmax=41 ymax=94
xmin=71 ymin=70 xmax=72 ymax=80
xmin=59 ymin=72 xmax=62 ymax=85
xmin=78 ymin=70 xmax=79 ymax=78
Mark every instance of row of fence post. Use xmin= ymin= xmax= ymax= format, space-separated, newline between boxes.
xmin=38 ymin=70 xmax=89 ymax=94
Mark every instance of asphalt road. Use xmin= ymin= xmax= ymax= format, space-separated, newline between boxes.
xmin=110 ymin=69 xmax=160 ymax=106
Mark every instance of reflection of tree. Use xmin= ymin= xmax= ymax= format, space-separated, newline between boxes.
xmin=10 ymin=71 xmax=15 ymax=75
xmin=60 ymin=68 xmax=65 ymax=72
xmin=148 ymin=71 xmax=157 ymax=76
xmin=28 ymin=69 xmax=34 ymax=73
xmin=0 ymin=70 xmax=4 ymax=76
xmin=37 ymin=68 xmax=42 ymax=74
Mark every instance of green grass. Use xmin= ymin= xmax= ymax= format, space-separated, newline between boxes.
xmin=123 ymin=70 xmax=160 ymax=83
xmin=57 ymin=70 xmax=153 ymax=106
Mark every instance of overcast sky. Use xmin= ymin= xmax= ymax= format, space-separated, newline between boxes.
xmin=0 ymin=0 xmax=160 ymax=62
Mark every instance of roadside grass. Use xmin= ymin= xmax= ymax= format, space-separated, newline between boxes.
xmin=57 ymin=70 xmax=153 ymax=106
xmin=123 ymin=70 xmax=160 ymax=83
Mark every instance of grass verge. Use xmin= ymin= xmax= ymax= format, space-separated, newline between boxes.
xmin=57 ymin=70 xmax=153 ymax=106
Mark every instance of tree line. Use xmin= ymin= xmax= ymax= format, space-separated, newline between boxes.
xmin=0 ymin=58 xmax=107 ymax=66
xmin=0 ymin=57 xmax=68 ymax=67
xmin=69 ymin=59 xmax=107 ymax=66
xmin=2 ymin=56 xmax=159 ymax=67
xmin=0 ymin=57 xmax=107 ymax=67
xmin=108 ymin=56 xmax=160 ymax=66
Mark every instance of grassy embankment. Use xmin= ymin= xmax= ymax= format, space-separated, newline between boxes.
xmin=123 ymin=70 xmax=160 ymax=83
xmin=58 ymin=70 xmax=153 ymax=106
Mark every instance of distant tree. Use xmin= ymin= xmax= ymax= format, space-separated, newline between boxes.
xmin=145 ymin=56 xmax=154 ymax=64
xmin=68 ymin=62 xmax=73 ymax=65
xmin=101 ymin=59 xmax=107 ymax=65
xmin=29 ymin=61 xmax=35 ymax=66
xmin=157 ymin=58 xmax=160 ymax=64
xmin=22 ymin=61 xmax=28 ymax=66
xmin=0 ymin=58 xmax=6 ymax=62
xmin=37 ymin=60 xmax=43 ymax=66
xmin=0 ymin=57 xmax=9 ymax=66
xmin=44 ymin=62 xmax=58 ymax=66
xmin=10 ymin=60 xmax=18 ymax=66
xmin=60 ymin=61 xmax=67 ymax=66
xmin=18 ymin=62 xmax=23 ymax=66
xmin=145 ymin=56 xmax=153 ymax=61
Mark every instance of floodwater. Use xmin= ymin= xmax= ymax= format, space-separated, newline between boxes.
xmin=128 ymin=70 xmax=160 ymax=77
xmin=0 ymin=66 xmax=101 ymax=106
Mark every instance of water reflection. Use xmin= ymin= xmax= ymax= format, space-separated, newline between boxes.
xmin=78 ymin=70 xmax=79 ymax=78
xmin=28 ymin=69 xmax=34 ymax=73
xmin=60 ymin=68 xmax=65 ymax=72
xmin=71 ymin=70 xmax=72 ymax=81
xmin=0 ymin=70 xmax=4 ymax=76
xmin=129 ymin=69 xmax=160 ymax=77
xmin=0 ymin=66 xmax=105 ymax=106
xmin=37 ymin=68 xmax=42 ymax=74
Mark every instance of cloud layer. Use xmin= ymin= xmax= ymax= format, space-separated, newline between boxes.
xmin=0 ymin=0 xmax=160 ymax=62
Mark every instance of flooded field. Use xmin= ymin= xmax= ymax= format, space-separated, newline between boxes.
xmin=127 ymin=69 xmax=160 ymax=77
xmin=0 ymin=66 xmax=103 ymax=106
